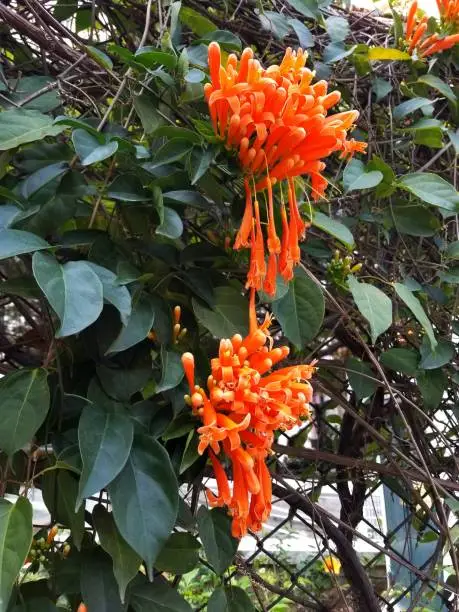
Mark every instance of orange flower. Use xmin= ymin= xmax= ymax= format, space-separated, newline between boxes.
xmin=404 ymin=0 xmax=459 ymax=56
xmin=181 ymin=288 xmax=315 ymax=538
xmin=204 ymin=42 xmax=365 ymax=295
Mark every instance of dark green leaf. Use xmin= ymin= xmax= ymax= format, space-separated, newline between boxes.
xmin=417 ymin=74 xmax=457 ymax=104
xmin=197 ymin=507 xmax=238 ymax=575
xmin=398 ymin=173 xmax=459 ymax=211
xmin=6 ymin=76 xmax=60 ymax=112
xmin=192 ymin=285 xmax=249 ymax=338
xmin=20 ymin=162 xmax=68 ymax=199
xmin=0 ymin=110 xmax=63 ymax=150
xmin=156 ymin=207 xmax=183 ymax=239
xmin=107 ymin=175 xmax=150 ymax=202
xmin=53 ymin=0 xmax=77 ymax=20
xmin=380 ymin=348 xmax=419 ymax=376
xmin=179 ymin=6 xmax=217 ymax=36
xmin=179 ymin=431 xmax=200 ymax=474
xmin=135 ymin=48 xmax=177 ymax=71
xmin=72 ymin=130 xmax=118 ymax=166
xmin=156 ymin=349 xmax=184 ymax=393
xmin=163 ymin=190 xmax=208 ymax=209
xmin=392 ymin=203 xmax=440 ymax=237
xmin=188 ymin=148 xmax=215 ymax=185
xmin=0 ymin=229 xmax=49 ymax=261
xmin=155 ymin=533 xmax=200 ymax=574
xmin=394 ymin=282 xmax=437 ymax=348
xmin=288 ymin=18 xmax=314 ymax=47
xmin=153 ymin=126 xmax=201 ymax=145
xmin=0 ymin=369 xmax=49 ymax=456
xmin=346 ymin=357 xmax=377 ymax=401
xmin=106 ymin=293 xmax=155 ymax=354
xmin=272 ymin=267 xmax=324 ymax=348
xmin=367 ymin=155 xmax=396 ymax=198
xmin=130 ymin=577 xmax=192 ymax=612
xmin=108 ymin=435 xmax=179 ymax=573
xmin=0 ymin=498 xmax=33 ymax=612
xmin=32 ymin=252 xmax=104 ymax=337
xmin=86 ymin=46 xmax=113 ymax=70
xmin=199 ymin=30 xmax=242 ymax=51
xmin=417 ymin=369 xmax=447 ymax=409
xmin=93 ymin=505 xmax=141 ymax=603
xmin=259 ymin=11 xmax=292 ymax=39
xmin=445 ymin=241 xmax=459 ymax=259
xmin=42 ymin=470 xmax=84 ymax=549
xmin=76 ymin=401 xmax=134 ymax=509
xmin=372 ymin=78 xmax=393 ymax=102
xmin=325 ymin=16 xmax=349 ymax=42
xmin=80 ymin=550 xmax=124 ymax=612
xmin=285 ymin=0 xmax=320 ymax=19
xmin=147 ymin=140 xmax=194 ymax=171
xmin=349 ymin=275 xmax=392 ymax=344
xmin=208 ymin=586 xmax=256 ymax=612
xmin=419 ymin=338 xmax=455 ymax=370
xmin=133 ymin=95 xmax=165 ymax=134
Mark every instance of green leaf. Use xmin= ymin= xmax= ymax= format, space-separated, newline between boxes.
xmin=0 ymin=229 xmax=49 ymax=260
xmin=0 ymin=110 xmax=63 ymax=151
xmin=348 ymin=276 xmax=392 ymax=344
xmin=346 ymin=357 xmax=378 ymax=401
xmin=156 ymin=207 xmax=183 ymax=239
xmin=323 ymin=43 xmax=356 ymax=64
xmin=133 ymin=94 xmax=165 ymax=134
xmin=325 ymin=16 xmax=349 ymax=42
xmin=134 ymin=48 xmax=177 ymax=71
xmin=272 ymin=267 xmax=324 ymax=348
xmin=259 ymin=12 xmax=291 ymax=39
xmin=76 ymin=402 xmax=134 ymax=510
xmin=179 ymin=6 xmax=216 ymax=36
xmin=285 ymin=0 xmax=320 ymax=19
xmin=130 ymin=577 xmax=192 ymax=612
xmin=414 ymin=127 xmax=444 ymax=149
xmin=42 ymin=470 xmax=84 ymax=549
xmin=343 ymin=159 xmax=383 ymax=192
xmin=147 ymin=140 xmax=194 ymax=171
xmin=0 ymin=369 xmax=49 ymax=456
xmin=367 ymin=155 xmax=396 ymax=197
xmin=312 ymin=211 xmax=354 ymax=248
xmin=155 ymin=533 xmax=200 ymax=574
xmin=197 ymin=507 xmax=238 ymax=575
xmin=85 ymin=263 xmax=132 ymax=326
xmin=398 ymin=173 xmax=459 ymax=211
xmin=107 ymin=175 xmax=150 ymax=202
xmin=188 ymin=148 xmax=215 ymax=185
xmin=11 ymin=598 xmax=58 ymax=612
xmin=80 ymin=550 xmax=124 ymax=612
xmin=53 ymin=115 xmax=100 ymax=136
xmin=0 ymin=498 xmax=33 ymax=612
xmin=5 ymin=76 xmax=60 ymax=113
xmin=392 ymin=203 xmax=440 ymax=237
xmin=368 ymin=47 xmax=411 ymax=61
xmin=53 ymin=0 xmax=77 ymax=20
xmin=21 ymin=162 xmax=68 ymax=199
xmin=393 ymin=282 xmax=437 ymax=349
xmin=380 ymin=348 xmax=419 ymax=375
xmin=418 ymin=74 xmax=457 ymax=104
xmin=108 ymin=435 xmax=179 ymax=574
xmin=153 ymin=126 xmax=201 ymax=145
xmin=288 ymin=18 xmax=314 ymax=48
xmin=179 ymin=431 xmax=200 ymax=474
xmin=199 ymin=30 xmax=242 ymax=52
xmin=106 ymin=293 xmax=155 ymax=354
xmin=86 ymin=46 xmax=114 ymax=70
xmin=393 ymin=98 xmax=434 ymax=121
xmin=157 ymin=349 xmax=184 ymax=393
xmin=208 ymin=586 xmax=256 ymax=612
xmin=163 ymin=190 xmax=207 ymax=209
xmin=417 ymin=369 xmax=447 ymax=409
xmin=372 ymin=77 xmax=393 ymax=102
xmin=193 ymin=285 xmax=249 ymax=338
xmin=72 ymin=130 xmax=118 ymax=166
xmin=419 ymin=338 xmax=455 ymax=370
xmin=445 ymin=241 xmax=459 ymax=259
xmin=93 ymin=505 xmax=141 ymax=603
xmin=32 ymin=252 xmax=104 ymax=337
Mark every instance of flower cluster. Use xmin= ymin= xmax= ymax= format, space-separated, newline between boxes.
xmin=437 ymin=0 xmax=459 ymax=29
xmin=181 ymin=289 xmax=315 ymax=538
xmin=405 ymin=0 xmax=459 ymax=57
xmin=204 ymin=42 xmax=365 ymax=295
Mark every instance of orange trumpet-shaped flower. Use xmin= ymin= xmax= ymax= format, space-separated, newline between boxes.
xmin=204 ymin=42 xmax=365 ymax=295
xmin=404 ymin=0 xmax=459 ymax=57
xmin=181 ymin=289 xmax=315 ymax=538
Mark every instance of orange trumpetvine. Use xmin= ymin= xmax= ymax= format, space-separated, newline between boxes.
xmin=204 ymin=42 xmax=365 ymax=295
xmin=404 ymin=0 xmax=459 ymax=56
xmin=181 ymin=288 xmax=315 ymax=538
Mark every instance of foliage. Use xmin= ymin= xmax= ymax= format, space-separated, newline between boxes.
xmin=0 ymin=0 xmax=458 ymax=611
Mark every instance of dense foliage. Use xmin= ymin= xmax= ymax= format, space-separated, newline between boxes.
xmin=0 ymin=0 xmax=459 ymax=610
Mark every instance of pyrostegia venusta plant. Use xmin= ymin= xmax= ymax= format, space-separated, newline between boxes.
xmin=181 ymin=289 xmax=315 ymax=538
xmin=204 ymin=42 xmax=366 ymax=295
xmin=405 ymin=0 xmax=459 ymax=57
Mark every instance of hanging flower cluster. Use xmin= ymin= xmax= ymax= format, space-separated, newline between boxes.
xmin=405 ymin=1 xmax=459 ymax=57
xmin=437 ymin=0 xmax=459 ymax=29
xmin=181 ymin=289 xmax=315 ymax=538
xmin=204 ymin=42 xmax=365 ymax=295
